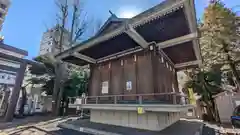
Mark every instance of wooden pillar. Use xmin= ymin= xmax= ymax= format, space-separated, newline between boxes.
xmin=4 ymin=61 xmax=27 ymax=122
xmin=88 ymin=64 xmax=94 ymax=97
xmin=149 ymin=43 xmax=158 ymax=100
xmin=108 ymin=62 xmax=112 ymax=103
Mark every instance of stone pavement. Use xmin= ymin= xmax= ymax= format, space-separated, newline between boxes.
xmin=1 ymin=115 xmax=239 ymax=135
xmin=59 ymin=118 xmax=203 ymax=135
xmin=0 ymin=115 xmax=88 ymax=135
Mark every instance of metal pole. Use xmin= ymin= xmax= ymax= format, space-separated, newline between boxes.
xmin=114 ymin=96 xmax=117 ymax=104
xmin=96 ymin=97 xmax=98 ymax=104
xmin=138 ymin=95 xmax=142 ymax=104
xmin=173 ymin=94 xmax=177 ymax=104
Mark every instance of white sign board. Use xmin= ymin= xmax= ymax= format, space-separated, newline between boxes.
xmin=126 ymin=81 xmax=132 ymax=91
xmin=235 ymin=101 xmax=240 ymax=106
xmin=102 ymin=81 xmax=109 ymax=94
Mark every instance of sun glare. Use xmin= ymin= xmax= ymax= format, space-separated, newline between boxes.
xmin=120 ymin=11 xmax=137 ymax=18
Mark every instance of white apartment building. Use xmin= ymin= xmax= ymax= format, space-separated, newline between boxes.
xmin=39 ymin=26 xmax=70 ymax=56
xmin=0 ymin=0 xmax=10 ymax=31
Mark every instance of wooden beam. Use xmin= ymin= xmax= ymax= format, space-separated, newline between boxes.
xmin=125 ymin=25 xmax=149 ymax=48
xmin=157 ymin=32 xmax=198 ymax=48
xmin=0 ymin=69 xmax=16 ymax=75
xmin=56 ymin=51 xmax=96 ymax=64
xmin=72 ymin=52 xmax=96 ymax=64
xmin=0 ymin=58 xmax=20 ymax=68
xmin=0 ymin=52 xmax=24 ymax=63
xmin=0 ymin=64 xmax=19 ymax=72
xmin=72 ymin=28 xmax=124 ymax=53
xmin=97 ymin=47 xmax=143 ymax=63
xmin=158 ymin=48 xmax=174 ymax=66
xmin=183 ymin=0 xmax=197 ymax=32
xmin=184 ymin=0 xmax=202 ymax=64
xmin=192 ymin=39 xmax=202 ymax=64
xmin=174 ymin=60 xmax=201 ymax=69
xmin=132 ymin=0 xmax=186 ymax=27
xmin=55 ymin=27 xmax=125 ymax=60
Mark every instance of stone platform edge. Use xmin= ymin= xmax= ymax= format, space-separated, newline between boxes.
xmin=59 ymin=122 xmax=120 ymax=135
xmin=69 ymin=104 xmax=193 ymax=112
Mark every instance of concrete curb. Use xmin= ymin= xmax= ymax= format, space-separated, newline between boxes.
xmin=59 ymin=123 xmax=121 ymax=135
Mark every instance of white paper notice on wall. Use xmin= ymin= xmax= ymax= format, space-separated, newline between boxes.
xmin=102 ymin=81 xmax=109 ymax=94
xmin=126 ymin=81 xmax=132 ymax=91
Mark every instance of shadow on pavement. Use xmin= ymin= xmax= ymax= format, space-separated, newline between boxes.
xmin=49 ymin=129 xmax=89 ymax=135
xmin=7 ymin=126 xmax=89 ymax=135
xmin=160 ymin=119 xmax=202 ymax=135
xmin=0 ymin=115 xmax=57 ymax=130
xmin=7 ymin=126 xmax=54 ymax=135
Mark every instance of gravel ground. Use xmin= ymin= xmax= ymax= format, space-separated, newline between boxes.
xmin=203 ymin=122 xmax=240 ymax=134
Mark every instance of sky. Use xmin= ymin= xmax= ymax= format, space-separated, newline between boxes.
xmin=1 ymin=0 xmax=240 ymax=59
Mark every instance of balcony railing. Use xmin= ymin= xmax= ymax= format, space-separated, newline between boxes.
xmin=69 ymin=92 xmax=189 ymax=106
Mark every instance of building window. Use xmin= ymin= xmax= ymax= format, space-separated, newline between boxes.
xmin=0 ymin=4 xmax=6 ymax=10
xmin=7 ymin=76 xmax=10 ymax=80
xmin=0 ymin=13 xmax=3 ymax=18
xmin=1 ymin=75 xmax=4 ymax=79
xmin=46 ymin=48 xmax=49 ymax=52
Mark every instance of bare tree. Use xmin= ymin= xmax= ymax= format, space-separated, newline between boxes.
xmin=69 ymin=0 xmax=88 ymax=46
xmin=52 ymin=0 xmax=89 ymax=116
xmin=51 ymin=0 xmax=68 ymax=116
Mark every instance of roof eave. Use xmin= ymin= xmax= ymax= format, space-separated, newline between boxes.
xmin=0 ymin=43 xmax=28 ymax=56
xmin=56 ymin=0 xmax=191 ymax=61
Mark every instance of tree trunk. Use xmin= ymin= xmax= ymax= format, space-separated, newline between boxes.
xmin=229 ymin=62 xmax=240 ymax=90
xmin=52 ymin=62 xmax=61 ymax=116
xmin=55 ymin=63 xmax=66 ymax=116
xmin=209 ymin=96 xmax=218 ymax=121
xmin=202 ymin=83 xmax=217 ymax=122
xmin=65 ymin=98 xmax=69 ymax=115
xmin=223 ymin=42 xmax=240 ymax=90
xmin=52 ymin=3 xmax=67 ymax=116
xmin=69 ymin=5 xmax=77 ymax=46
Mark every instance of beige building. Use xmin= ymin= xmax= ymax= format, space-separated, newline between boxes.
xmin=39 ymin=26 xmax=70 ymax=56
xmin=0 ymin=0 xmax=10 ymax=31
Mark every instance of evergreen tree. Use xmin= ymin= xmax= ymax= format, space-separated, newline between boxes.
xmin=200 ymin=0 xmax=240 ymax=88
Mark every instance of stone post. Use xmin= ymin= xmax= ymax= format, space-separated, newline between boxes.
xmin=4 ymin=61 xmax=27 ymax=122
xmin=0 ymin=85 xmax=10 ymax=116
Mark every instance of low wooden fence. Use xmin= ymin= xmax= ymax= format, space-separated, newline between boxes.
xmin=68 ymin=92 xmax=188 ymax=106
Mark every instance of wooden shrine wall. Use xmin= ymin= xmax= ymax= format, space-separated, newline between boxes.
xmin=88 ymin=50 xmax=178 ymax=101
